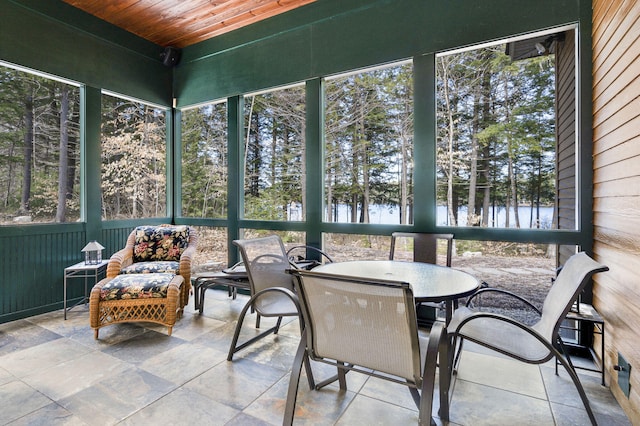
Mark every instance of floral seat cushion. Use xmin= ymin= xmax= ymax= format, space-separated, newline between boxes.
xmin=99 ymin=273 xmax=175 ymax=301
xmin=121 ymin=261 xmax=179 ymax=275
xmin=133 ymin=225 xmax=190 ymax=263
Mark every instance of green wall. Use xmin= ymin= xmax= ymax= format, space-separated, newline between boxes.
xmin=0 ymin=0 xmax=172 ymax=322
xmin=0 ymin=0 xmax=592 ymax=322
xmin=1 ymin=0 xmax=171 ymax=105
xmin=175 ymin=0 xmax=583 ymax=106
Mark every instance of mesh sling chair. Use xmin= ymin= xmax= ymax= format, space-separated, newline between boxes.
xmin=286 ymin=245 xmax=334 ymax=270
xmin=390 ymin=232 xmax=454 ymax=323
xmin=389 ymin=232 xmax=454 ymax=266
xmin=447 ymin=252 xmax=608 ymax=426
xmin=285 ymin=269 xmax=449 ymax=426
xmin=227 ymin=235 xmax=304 ymax=361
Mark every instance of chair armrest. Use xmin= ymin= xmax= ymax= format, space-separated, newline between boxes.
xmin=179 ymin=243 xmax=196 ymax=286
xmin=287 ymin=245 xmax=334 ymax=266
xmin=178 ymin=226 xmax=198 ymax=287
xmin=89 ymin=278 xmax=109 ymax=328
xmin=451 ymin=310 xmax=554 ymax=362
xmin=465 ymin=287 xmax=541 ymax=316
xmin=106 ymin=247 xmax=133 ymax=278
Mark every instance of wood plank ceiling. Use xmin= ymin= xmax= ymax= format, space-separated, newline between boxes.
xmin=60 ymin=0 xmax=318 ymax=48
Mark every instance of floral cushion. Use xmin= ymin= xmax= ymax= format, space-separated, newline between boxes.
xmin=133 ymin=225 xmax=190 ymax=263
xmin=100 ymin=273 xmax=175 ymax=301
xmin=121 ymin=261 xmax=179 ymax=275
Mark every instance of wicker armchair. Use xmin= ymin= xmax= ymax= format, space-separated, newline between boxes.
xmin=106 ymin=224 xmax=198 ymax=309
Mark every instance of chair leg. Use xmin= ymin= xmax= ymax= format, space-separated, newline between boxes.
xmin=452 ymin=336 xmax=465 ymax=373
xmin=273 ymin=316 xmax=283 ymax=334
xmin=409 ymin=387 xmax=420 ymax=408
xmin=438 ymin=326 xmax=451 ymax=422
xmin=554 ymin=347 xmax=598 ymax=426
xmin=284 ymin=330 xmax=309 ymax=426
xmin=227 ymin=301 xmax=280 ymax=361
xmin=418 ymin=322 xmax=444 ymax=426
xmin=337 ymin=361 xmax=348 ymax=389
xmin=313 ymin=362 xmax=352 ymax=390
xmin=198 ymin=286 xmax=206 ymax=314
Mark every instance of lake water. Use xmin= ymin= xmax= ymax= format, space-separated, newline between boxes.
xmin=328 ymin=204 xmax=555 ymax=228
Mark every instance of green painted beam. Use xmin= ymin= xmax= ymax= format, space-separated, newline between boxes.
xmin=2 ymin=0 xmax=172 ymax=106
xmin=176 ymin=0 xmax=583 ymax=107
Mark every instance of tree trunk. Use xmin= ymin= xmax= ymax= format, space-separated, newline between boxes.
xmin=482 ymin=143 xmax=491 ymax=226
xmin=300 ymin=120 xmax=306 ymax=219
xmin=399 ymin=131 xmax=408 ymax=225
xmin=468 ymin=87 xmax=480 ymax=226
xmin=441 ymin=62 xmax=458 ymax=227
xmin=56 ymin=87 xmax=69 ymax=222
xmin=20 ymin=95 xmax=34 ymax=215
xmin=360 ymin=117 xmax=370 ymax=224
xmin=326 ymin=157 xmax=334 ymax=221
xmin=509 ymin=157 xmax=520 ymax=228
xmin=503 ymin=74 xmax=520 ymax=228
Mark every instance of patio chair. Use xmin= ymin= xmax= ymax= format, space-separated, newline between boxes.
xmin=285 ymin=269 xmax=448 ymax=425
xmin=106 ymin=224 xmax=198 ymax=310
xmin=448 ymin=251 xmax=608 ymax=426
xmin=390 ymin=232 xmax=454 ymax=322
xmin=389 ymin=232 xmax=454 ymax=266
xmin=227 ymin=235 xmax=302 ymax=361
xmin=286 ymin=244 xmax=334 ymax=270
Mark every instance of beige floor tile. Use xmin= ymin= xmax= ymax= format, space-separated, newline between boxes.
xmin=0 ymin=289 xmax=632 ymax=426
xmin=121 ymin=386 xmax=240 ymax=425
xmin=138 ymin=341 xmax=227 ymax=385
xmin=449 ymin=379 xmax=555 ymax=425
xmin=8 ymin=402 xmax=89 ymax=426
xmin=336 ymin=393 xmax=419 ymax=425
xmin=246 ymin=373 xmax=356 ymax=425
xmin=21 ymin=350 xmax=134 ymax=401
xmin=1 ymin=337 xmax=92 ymax=378
xmin=185 ymin=357 xmax=287 ymax=410
xmin=57 ymin=368 xmax=176 ymax=425
xmin=0 ymin=380 xmax=52 ymax=424
xmin=455 ymin=349 xmax=547 ymax=399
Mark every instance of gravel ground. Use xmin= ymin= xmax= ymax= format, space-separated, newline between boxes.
xmin=191 ymin=228 xmax=556 ymax=324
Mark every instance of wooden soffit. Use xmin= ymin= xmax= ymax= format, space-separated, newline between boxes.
xmin=60 ymin=0 xmax=318 ymax=48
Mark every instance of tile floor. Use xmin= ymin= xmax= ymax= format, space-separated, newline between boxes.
xmin=0 ymin=288 xmax=632 ymax=425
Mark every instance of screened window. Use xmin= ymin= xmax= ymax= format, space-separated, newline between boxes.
xmin=436 ymin=27 xmax=577 ymax=230
xmin=324 ymin=61 xmax=414 ymax=225
xmin=101 ymin=93 xmax=167 ymax=220
xmin=0 ymin=62 xmax=81 ymax=224
xmin=243 ymin=85 xmax=305 ymax=221
xmin=181 ymin=101 xmax=228 ymax=218
xmin=190 ymin=226 xmax=228 ymax=268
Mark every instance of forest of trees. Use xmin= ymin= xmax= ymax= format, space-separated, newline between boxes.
xmin=437 ymin=46 xmax=556 ymax=228
xmin=101 ymin=95 xmax=167 ymax=220
xmin=0 ymin=65 xmax=81 ymax=224
xmin=0 ymin=65 xmax=167 ymax=224
xmin=181 ymin=43 xmax=556 ymax=229
xmin=1 ymin=35 xmax=558 ymax=227
xmin=181 ymin=102 xmax=228 ymax=218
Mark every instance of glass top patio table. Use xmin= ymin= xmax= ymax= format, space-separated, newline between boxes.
xmin=313 ymin=260 xmax=480 ymax=325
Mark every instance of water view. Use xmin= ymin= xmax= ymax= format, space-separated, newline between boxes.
xmin=329 ymin=204 xmax=555 ymax=228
